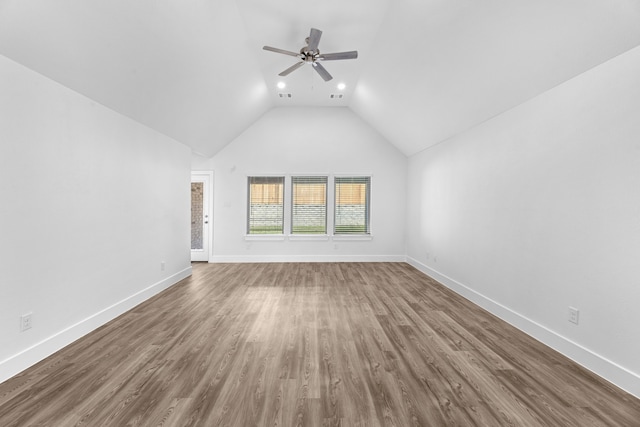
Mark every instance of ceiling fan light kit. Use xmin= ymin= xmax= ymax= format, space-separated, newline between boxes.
xmin=263 ymin=28 xmax=358 ymax=82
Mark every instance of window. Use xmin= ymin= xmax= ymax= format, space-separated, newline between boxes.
xmin=291 ymin=176 xmax=327 ymax=234
xmin=334 ymin=176 xmax=371 ymax=235
xmin=247 ymin=176 xmax=284 ymax=234
xmin=246 ymin=175 xmax=372 ymax=238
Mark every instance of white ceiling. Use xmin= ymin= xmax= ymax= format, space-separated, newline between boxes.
xmin=1 ymin=0 xmax=640 ymax=157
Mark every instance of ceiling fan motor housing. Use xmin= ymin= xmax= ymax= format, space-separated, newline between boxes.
xmin=301 ymin=48 xmax=320 ymax=63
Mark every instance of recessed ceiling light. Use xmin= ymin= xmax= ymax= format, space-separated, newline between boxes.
xmin=277 ymin=81 xmax=286 ymax=89
xmin=337 ymin=83 xmax=346 ymax=90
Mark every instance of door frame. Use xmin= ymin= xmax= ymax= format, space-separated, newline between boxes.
xmin=191 ymin=171 xmax=214 ymax=262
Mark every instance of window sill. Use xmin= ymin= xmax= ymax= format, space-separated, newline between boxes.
xmin=288 ymin=234 xmax=330 ymax=242
xmin=243 ymin=234 xmax=373 ymax=242
xmin=244 ymin=235 xmax=286 ymax=241
xmin=332 ymin=235 xmax=373 ymax=241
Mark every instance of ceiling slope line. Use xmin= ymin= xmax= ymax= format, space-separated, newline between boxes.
xmin=405 ymin=43 xmax=640 ymax=159
xmin=0 ymin=53 xmax=195 ymax=151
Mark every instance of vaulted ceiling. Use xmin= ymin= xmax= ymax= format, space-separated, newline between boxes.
xmin=1 ymin=0 xmax=640 ymax=157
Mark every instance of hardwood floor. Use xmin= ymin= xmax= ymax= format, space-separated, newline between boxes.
xmin=1 ymin=262 xmax=639 ymax=426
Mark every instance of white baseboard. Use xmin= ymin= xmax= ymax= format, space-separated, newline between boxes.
xmin=406 ymin=257 xmax=640 ymax=399
xmin=210 ymin=254 xmax=407 ymax=263
xmin=0 ymin=266 xmax=192 ymax=384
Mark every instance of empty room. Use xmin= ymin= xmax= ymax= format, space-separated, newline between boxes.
xmin=1 ymin=0 xmax=640 ymax=425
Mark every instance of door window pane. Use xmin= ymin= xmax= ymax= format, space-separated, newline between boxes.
xmin=191 ymin=182 xmax=204 ymax=249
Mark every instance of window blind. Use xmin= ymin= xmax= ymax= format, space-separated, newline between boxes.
xmin=334 ymin=176 xmax=371 ymax=234
xmin=291 ymin=176 xmax=327 ymax=234
xmin=247 ymin=176 xmax=284 ymax=234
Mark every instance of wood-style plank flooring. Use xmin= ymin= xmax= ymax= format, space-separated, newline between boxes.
xmin=1 ymin=262 xmax=639 ymax=426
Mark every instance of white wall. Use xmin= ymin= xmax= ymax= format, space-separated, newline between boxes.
xmin=193 ymin=107 xmax=407 ymax=262
xmin=406 ymin=46 xmax=640 ymax=397
xmin=0 ymin=54 xmax=192 ymax=382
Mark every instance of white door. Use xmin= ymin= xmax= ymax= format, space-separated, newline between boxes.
xmin=191 ymin=172 xmax=212 ymax=262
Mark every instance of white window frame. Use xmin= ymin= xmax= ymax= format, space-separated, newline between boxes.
xmin=244 ymin=174 xmax=373 ymax=241
xmin=333 ymin=175 xmax=372 ymax=238
xmin=246 ymin=175 xmax=286 ymax=238
xmin=290 ymin=175 xmax=329 ymax=238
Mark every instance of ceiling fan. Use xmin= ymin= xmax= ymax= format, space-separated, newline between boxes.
xmin=263 ymin=28 xmax=358 ymax=82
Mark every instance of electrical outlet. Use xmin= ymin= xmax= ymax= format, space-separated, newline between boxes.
xmin=568 ymin=307 xmax=579 ymax=325
xmin=20 ymin=313 xmax=33 ymax=332
xmin=161 ymin=261 xmax=165 ymax=271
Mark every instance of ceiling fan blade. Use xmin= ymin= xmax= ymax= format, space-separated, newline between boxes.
xmin=312 ymin=62 xmax=332 ymax=81
xmin=318 ymin=51 xmax=358 ymax=61
xmin=263 ymin=46 xmax=301 ymax=58
xmin=278 ymin=61 xmax=305 ymax=76
xmin=307 ymin=28 xmax=322 ymax=52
